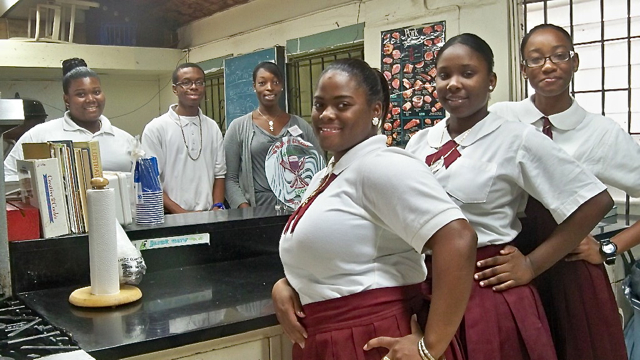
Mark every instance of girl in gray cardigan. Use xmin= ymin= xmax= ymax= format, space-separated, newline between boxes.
xmin=224 ymin=62 xmax=321 ymax=209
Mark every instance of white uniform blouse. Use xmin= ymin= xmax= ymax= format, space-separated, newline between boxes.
xmin=141 ymin=105 xmax=226 ymax=212
xmin=490 ymin=97 xmax=640 ymax=197
xmin=405 ymin=113 xmax=606 ymax=248
xmin=280 ymin=135 xmax=466 ymax=305
xmin=4 ymin=113 xmax=134 ymax=182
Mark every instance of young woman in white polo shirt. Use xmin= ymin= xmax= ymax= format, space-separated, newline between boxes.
xmin=487 ymin=24 xmax=637 ymax=360
xmin=274 ymin=58 xmax=478 ymax=360
xmin=404 ymin=33 xmax=613 ymax=360
xmin=4 ymin=58 xmax=134 ymax=181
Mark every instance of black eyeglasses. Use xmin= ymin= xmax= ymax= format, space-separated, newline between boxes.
xmin=522 ymin=51 xmax=575 ymax=68
xmin=174 ymin=80 xmax=206 ymax=88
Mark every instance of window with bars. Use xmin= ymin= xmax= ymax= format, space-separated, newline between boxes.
xmin=523 ymin=0 xmax=639 ymax=137
xmin=287 ymin=44 xmax=365 ymax=122
xmin=201 ymin=69 xmax=226 ymax=133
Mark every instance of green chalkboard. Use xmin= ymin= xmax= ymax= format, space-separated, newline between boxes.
xmin=224 ymin=46 xmax=285 ymax=127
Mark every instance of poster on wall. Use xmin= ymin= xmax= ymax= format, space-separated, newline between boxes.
xmin=380 ymin=21 xmax=446 ymax=147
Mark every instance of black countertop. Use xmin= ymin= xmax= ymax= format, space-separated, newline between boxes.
xmin=10 ymin=207 xmax=290 ymax=294
xmin=10 ymin=209 xmax=636 ymax=359
xmin=18 ymin=255 xmax=284 ymax=360
xmin=9 ymin=207 xmax=290 ymax=359
xmin=122 ymin=205 xmax=291 ymax=238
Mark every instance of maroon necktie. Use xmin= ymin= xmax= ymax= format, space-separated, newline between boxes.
xmin=542 ymin=116 xmax=553 ymax=139
xmin=284 ymin=173 xmax=337 ymax=234
xmin=425 ymin=140 xmax=462 ymax=169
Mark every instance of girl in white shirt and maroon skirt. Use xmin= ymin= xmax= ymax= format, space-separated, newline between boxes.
xmin=405 ymin=33 xmax=613 ymax=360
xmin=489 ymin=23 xmax=636 ymax=360
xmin=274 ymin=58 xmax=478 ymax=360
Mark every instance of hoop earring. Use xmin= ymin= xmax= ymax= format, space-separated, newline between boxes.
xmin=372 ymin=117 xmax=380 ymax=126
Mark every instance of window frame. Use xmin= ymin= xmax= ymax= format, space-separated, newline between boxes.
xmin=201 ymin=68 xmax=226 ymax=134
xmin=286 ymin=43 xmax=365 ymax=122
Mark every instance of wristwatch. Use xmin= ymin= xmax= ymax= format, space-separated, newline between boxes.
xmin=599 ymin=239 xmax=617 ymax=265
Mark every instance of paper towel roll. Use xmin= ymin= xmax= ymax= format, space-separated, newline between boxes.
xmin=87 ymin=187 xmax=120 ymax=295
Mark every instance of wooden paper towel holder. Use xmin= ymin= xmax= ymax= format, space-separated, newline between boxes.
xmin=69 ymin=178 xmax=142 ymax=308
xmin=69 ymin=285 xmax=142 ymax=308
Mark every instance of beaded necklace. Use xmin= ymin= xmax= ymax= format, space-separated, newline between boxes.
xmin=177 ymin=113 xmax=203 ymax=161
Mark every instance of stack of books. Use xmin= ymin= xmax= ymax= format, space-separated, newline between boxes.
xmin=16 ymin=140 xmax=102 ymax=238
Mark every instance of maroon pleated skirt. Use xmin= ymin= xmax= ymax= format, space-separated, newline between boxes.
xmin=514 ymin=198 xmax=627 ymax=360
xmin=293 ymin=284 xmax=464 ymax=360
xmin=424 ymin=245 xmax=557 ymax=360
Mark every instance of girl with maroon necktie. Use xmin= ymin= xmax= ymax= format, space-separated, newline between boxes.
xmin=403 ymin=33 xmax=613 ymax=360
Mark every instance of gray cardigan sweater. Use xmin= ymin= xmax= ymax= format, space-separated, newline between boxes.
xmin=223 ymin=112 xmax=321 ymax=208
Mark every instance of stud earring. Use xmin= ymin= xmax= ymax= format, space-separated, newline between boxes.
xmin=372 ymin=117 xmax=380 ymax=126
xmin=523 ymin=74 xmax=528 ymax=79
xmin=489 ymin=85 xmax=494 ymax=91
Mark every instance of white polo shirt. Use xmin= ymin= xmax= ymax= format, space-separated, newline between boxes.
xmin=406 ymin=113 xmax=606 ymax=248
xmin=141 ymin=105 xmax=226 ymax=212
xmin=4 ymin=113 xmax=134 ymax=182
xmin=280 ymin=135 xmax=466 ymax=305
xmin=490 ymin=97 xmax=640 ymax=197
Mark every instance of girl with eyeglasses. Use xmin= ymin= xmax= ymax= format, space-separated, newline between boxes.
xmin=488 ymin=23 xmax=637 ymax=360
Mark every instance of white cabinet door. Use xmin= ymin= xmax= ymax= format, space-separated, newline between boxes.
xmin=180 ymin=338 xmax=269 ymax=359
xmin=122 ymin=325 xmax=285 ymax=360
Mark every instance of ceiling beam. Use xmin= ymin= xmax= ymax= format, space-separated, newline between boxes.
xmin=54 ymin=0 xmax=99 ymax=8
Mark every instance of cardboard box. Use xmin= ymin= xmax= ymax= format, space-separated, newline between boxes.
xmin=6 ymin=201 xmax=40 ymax=241
xmin=17 ymin=159 xmax=70 ymax=238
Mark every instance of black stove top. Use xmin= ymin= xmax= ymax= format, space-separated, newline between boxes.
xmin=0 ymin=298 xmax=80 ymax=359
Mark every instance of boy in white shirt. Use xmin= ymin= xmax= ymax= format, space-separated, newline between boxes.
xmin=142 ymin=63 xmax=226 ymax=213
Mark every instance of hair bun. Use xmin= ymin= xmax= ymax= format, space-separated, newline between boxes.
xmin=62 ymin=58 xmax=88 ymax=76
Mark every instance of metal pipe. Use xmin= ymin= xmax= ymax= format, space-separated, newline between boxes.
xmin=0 ymin=142 xmax=11 ymax=298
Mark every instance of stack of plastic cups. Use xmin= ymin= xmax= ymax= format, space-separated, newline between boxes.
xmin=134 ymin=157 xmax=164 ymax=225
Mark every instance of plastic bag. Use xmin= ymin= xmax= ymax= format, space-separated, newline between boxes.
xmin=115 ymin=221 xmax=146 ymax=284
xmin=130 ymin=135 xmax=145 ymax=172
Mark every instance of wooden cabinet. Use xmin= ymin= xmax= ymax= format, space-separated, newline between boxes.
xmin=122 ymin=325 xmax=293 ymax=360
